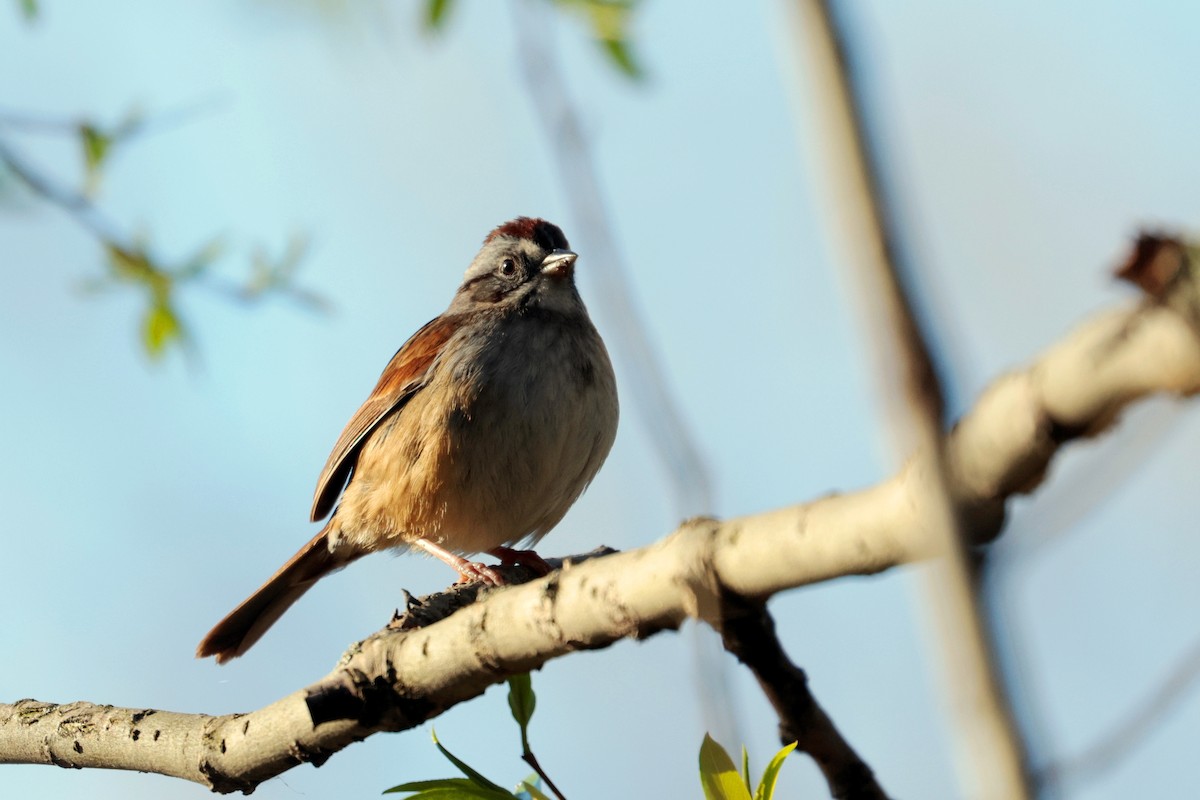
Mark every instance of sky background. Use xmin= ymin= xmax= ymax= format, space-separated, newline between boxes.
xmin=3 ymin=2 xmax=1200 ymax=798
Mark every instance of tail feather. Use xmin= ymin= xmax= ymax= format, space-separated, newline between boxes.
xmin=196 ymin=525 xmax=353 ymax=664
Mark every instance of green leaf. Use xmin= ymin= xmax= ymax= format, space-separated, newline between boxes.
xmin=507 ymin=673 xmax=536 ymax=737
xmin=431 ymin=729 xmax=510 ymax=794
xmin=741 ymin=746 xmax=752 ymax=795
xmin=386 ymin=779 xmax=485 ymax=791
xmin=78 ymin=109 xmax=142 ymax=191
xmin=600 ymin=37 xmax=641 ymax=79
xmin=105 ymin=243 xmax=146 ymax=281
xmin=753 ymin=741 xmax=797 ymax=800
xmin=549 ymin=0 xmax=643 ymax=80
xmin=79 ymin=123 xmax=112 ymax=178
xmin=103 ymin=242 xmax=165 ymax=287
xmin=425 ymin=0 xmax=453 ymax=29
xmin=384 ymin=777 xmax=514 ymax=798
xmin=18 ymin=0 xmax=37 ymax=20
xmin=699 ymin=734 xmax=753 ymax=800
xmin=143 ymin=302 xmax=182 ymax=358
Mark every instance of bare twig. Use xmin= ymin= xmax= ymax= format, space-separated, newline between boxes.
xmin=0 ymin=135 xmax=125 ymax=243
xmin=0 ymin=97 xmax=224 ymax=138
xmin=1035 ymin=635 xmax=1200 ymax=791
xmin=523 ymin=750 xmax=568 ymax=800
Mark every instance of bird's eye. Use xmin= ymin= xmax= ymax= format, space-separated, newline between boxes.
xmin=499 ymin=258 xmax=517 ymax=277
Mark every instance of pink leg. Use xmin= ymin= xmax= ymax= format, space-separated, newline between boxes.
xmin=489 ymin=546 xmax=553 ymax=576
xmin=414 ymin=538 xmax=505 ymax=586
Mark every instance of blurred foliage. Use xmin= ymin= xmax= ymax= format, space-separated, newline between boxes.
xmin=74 ymin=233 xmax=321 ymax=360
xmin=244 ymin=233 xmax=325 ymax=309
xmin=423 ymin=0 xmax=643 ymax=79
xmin=101 ymin=242 xmax=195 ymax=359
xmin=698 ymin=735 xmax=797 ymax=800
xmin=8 ymin=0 xmax=640 ymax=366
xmin=425 ymin=0 xmax=453 ymax=30
xmin=0 ymin=103 xmax=324 ymax=362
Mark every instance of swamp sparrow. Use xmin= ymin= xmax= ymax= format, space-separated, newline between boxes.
xmin=197 ymin=217 xmax=618 ymax=663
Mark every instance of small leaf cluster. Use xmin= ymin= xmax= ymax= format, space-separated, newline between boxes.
xmin=77 ymin=109 xmax=143 ymax=194
xmin=0 ymin=97 xmax=324 ymax=361
xmin=699 ymin=734 xmax=797 ymax=800
xmin=86 ymin=234 xmax=320 ymax=359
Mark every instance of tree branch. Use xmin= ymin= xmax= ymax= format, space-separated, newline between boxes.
xmin=2 ymin=241 xmax=1199 ymax=793
xmin=719 ymin=594 xmax=890 ymax=800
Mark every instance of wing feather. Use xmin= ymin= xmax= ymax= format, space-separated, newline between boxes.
xmin=309 ymin=315 xmax=459 ymax=521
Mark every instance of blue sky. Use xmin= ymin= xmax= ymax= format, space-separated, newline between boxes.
xmin=3 ymin=2 xmax=1200 ymax=798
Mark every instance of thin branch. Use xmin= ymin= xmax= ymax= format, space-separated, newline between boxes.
xmin=719 ymin=594 xmax=890 ymax=800
xmin=788 ymin=2 xmax=1033 ymax=796
xmin=0 ymin=108 xmax=84 ymax=132
xmin=522 ymin=750 xmax=567 ymax=800
xmin=1035 ymin=619 xmax=1200 ymax=790
xmin=3 ymin=256 xmax=1199 ymax=793
xmin=0 ymin=135 xmax=125 ymax=243
xmin=0 ymin=97 xmax=225 ymax=138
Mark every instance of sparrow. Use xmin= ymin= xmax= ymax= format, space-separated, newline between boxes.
xmin=196 ymin=217 xmax=618 ymax=663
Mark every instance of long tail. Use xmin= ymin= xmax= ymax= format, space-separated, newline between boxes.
xmin=196 ymin=524 xmax=356 ymax=664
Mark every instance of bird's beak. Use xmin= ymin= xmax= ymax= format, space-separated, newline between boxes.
xmin=541 ymin=249 xmax=577 ymax=279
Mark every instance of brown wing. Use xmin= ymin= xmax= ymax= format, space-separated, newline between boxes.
xmin=310 ymin=315 xmax=460 ymax=521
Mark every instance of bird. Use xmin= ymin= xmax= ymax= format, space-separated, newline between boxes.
xmin=196 ymin=217 xmax=618 ymax=663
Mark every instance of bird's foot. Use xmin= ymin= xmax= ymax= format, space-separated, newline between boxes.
xmin=488 ymin=546 xmax=553 ymax=576
xmin=414 ymin=537 xmax=506 ymax=586
xmin=452 ymin=559 xmax=506 ymax=586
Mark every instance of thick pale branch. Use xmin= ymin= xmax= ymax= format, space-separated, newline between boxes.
xmin=2 ymin=290 xmax=1199 ymax=792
